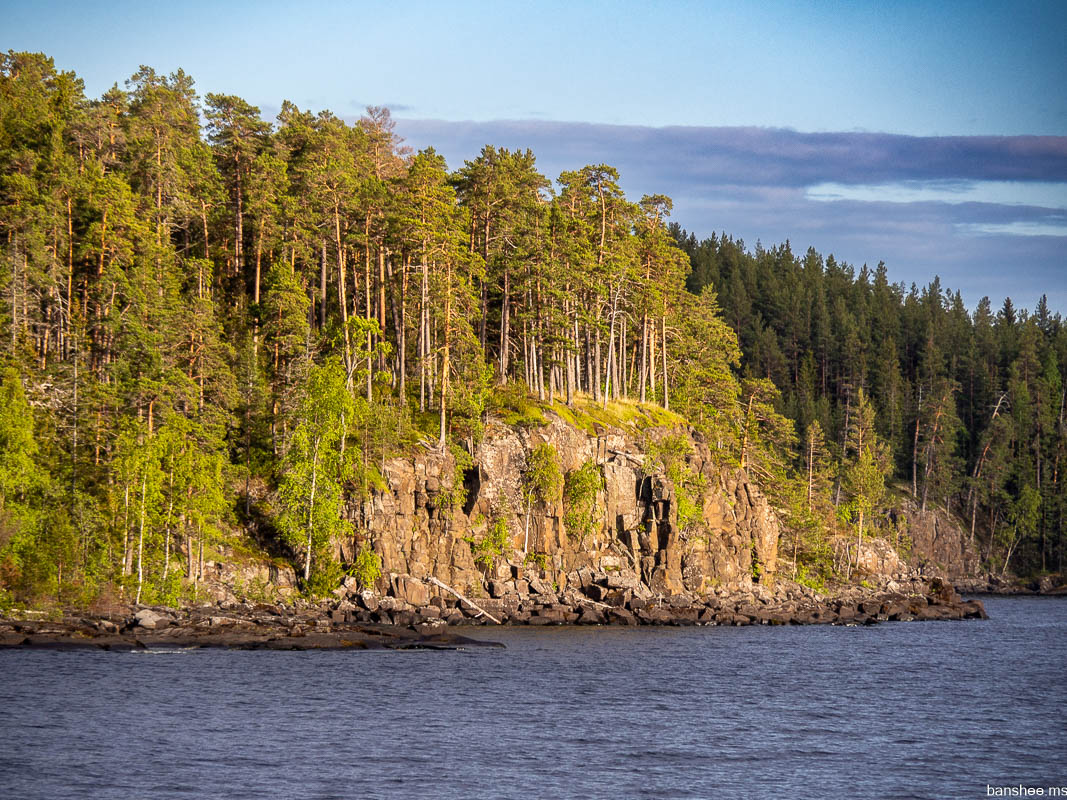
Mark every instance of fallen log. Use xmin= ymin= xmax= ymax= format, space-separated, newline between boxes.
xmin=426 ymin=576 xmax=503 ymax=624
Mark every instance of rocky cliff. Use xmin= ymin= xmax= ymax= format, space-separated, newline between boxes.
xmin=197 ymin=407 xmax=992 ymax=611
xmin=345 ymin=410 xmax=782 ymax=607
xmin=894 ymin=499 xmax=982 ymax=580
xmin=114 ymin=407 xmax=995 ymax=628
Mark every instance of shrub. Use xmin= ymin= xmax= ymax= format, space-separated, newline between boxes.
xmin=435 ymin=445 xmax=474 ymax=510
xmin=563 ymin=459 xmax=604 ymax=545
xmin=524 ymin=443 xmax=563 ymax=507
xmin=350 ymin=545 xmax=382 ymax=589
xmin=645 ymin=433 xmax=705 ymax=531
xmin=473 ymin=513 xmax=511 ymax=571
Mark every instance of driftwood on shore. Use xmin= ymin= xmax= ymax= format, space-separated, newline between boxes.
xmin=426 ymin=576 xmax=502 ymax=624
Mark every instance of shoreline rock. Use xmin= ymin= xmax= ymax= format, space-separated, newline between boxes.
xmin=0 ymin=613 xmax=504 ymax=651
xmin=954 ymin=572 xmax=1067 ymax=596
xmin=0 ymin=575 xmax=997 ymax=651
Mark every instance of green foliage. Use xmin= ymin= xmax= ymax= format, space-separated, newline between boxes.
xmin=548 ymin=398 xmax=686 ymax=437
xmin=434 ymin=444 xmax=473 ymax=511
xmin=489 ymin=381 xmax=547 ymax=427
xmin=0 ymin=367 xmax=54 ymax=600
xmin=0 ymin=585 xmax=14 ymax=614
xmin=778 ymin=469 xmax=839 ymax=584
xmin=668 ymin=288 xmax=743 ymax=451
xmin=795 ymin=563 xmax=829 ymax=594
xmin=563 ymin=459 xmax=604 ymax=544
xmin=448 ymin=358 xmax=493 ymax=446
xmin=738 ymin=377 xmax=797 ymax=484
xmin=0 ymin=368 xmax=48 ymax=510
xmin=645 ymin=432 xmax=705 ymax=531
xmin=472 ymin=512 xmax=511 ymax=571
xmin=306 ymin=557 xmax=346 ymax=598
xmin=349 ymin=544 xmax=382 ymax=589
xmin=274 ymin=358 xmax=354 ymax=593
xmin=523 ymin=442 xmax=563 ymax=509
xmin=231 ymin=575 xmax=276 ymax=605
xmin=523 ymin=551 xmax=549 ymax=571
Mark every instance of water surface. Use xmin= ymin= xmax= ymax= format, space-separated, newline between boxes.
xmin=2 ymin=596 xmax=1064 ymax=799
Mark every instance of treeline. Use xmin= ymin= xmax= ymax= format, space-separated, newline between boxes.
xmin=0 ymin=53 xmax=746 ymax=605
xmin=0 ymin=52 xmax=1061 ymax=608
xmin=676 ymin=229 xmax=1067 ymax=577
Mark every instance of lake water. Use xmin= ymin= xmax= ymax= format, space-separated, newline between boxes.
xmin=1 ymin=596 xmax=1064 ymax=799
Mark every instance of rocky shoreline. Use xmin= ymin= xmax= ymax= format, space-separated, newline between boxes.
xmin=0 ymin=575 xmax=991 ymax=652
xmin=0 ymin=611 xmax=504 ymax=652
xmin=954 ymin=572 xmax=1067 ymax=596
xmin=363 ymin=570 xmax=992 ymax=628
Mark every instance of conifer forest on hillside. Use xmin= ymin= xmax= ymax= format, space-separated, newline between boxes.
xmin=1 ymin=53 xmax=1064 ymax=607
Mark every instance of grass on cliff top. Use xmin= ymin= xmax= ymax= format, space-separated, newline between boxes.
xmin=487 ymin=382 xmax=686 ymax=433
xmin=548 ymin=396 xmax=686 ymax=434
xmin=487 ymin=382 xmax=549 ymax=428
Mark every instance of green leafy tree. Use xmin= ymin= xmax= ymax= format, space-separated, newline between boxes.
xmin=275 ymin=357 xmax=354 ymax=592
xmin=1001 ymin=484 xmax=1040 ymax=577
xmin=737 ymin=377 xmax=797 ymax=484
xmin=0 ymin=367 xmax=52 ymax=599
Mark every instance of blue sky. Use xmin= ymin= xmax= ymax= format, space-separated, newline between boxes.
xmin=6 ymin=0 xmax=1067 ymax=310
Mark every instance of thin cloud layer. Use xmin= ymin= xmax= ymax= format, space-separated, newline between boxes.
xmin=397 ymin=120 xmax=1067 ymax=185
xmin=394 ymin=119 xmax=1067 ymax=313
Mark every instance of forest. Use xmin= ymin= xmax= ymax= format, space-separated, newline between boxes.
xmin=1 ymin=52 xmax=1064 ymax=608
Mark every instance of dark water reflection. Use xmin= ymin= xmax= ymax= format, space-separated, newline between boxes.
xmin=1 ymin=596 xmax=1064 ymax=799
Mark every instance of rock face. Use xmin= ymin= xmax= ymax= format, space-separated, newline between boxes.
xmin=896 ymin=499 xmax=981 ymax=580
xmin=196 ymin=556 xmax=299 ymax=604
xmin=340 ymin=411 xmax=782 ymax=603
xmin=854 ymin=538 xmax=907 ymax=577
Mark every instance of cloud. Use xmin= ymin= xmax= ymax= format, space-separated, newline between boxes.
xmin=807 ymin=181 xmax=1067 ymax=209
xmin=351 ymin=101 xmax=415 ymax=113
xmin=396 ymin=119 xmax=1067 ymax=185
xmin=392 ymin=118 xmax=1067 ymax=313
xmin=957 ymin=220 xmax=1067 ymax=237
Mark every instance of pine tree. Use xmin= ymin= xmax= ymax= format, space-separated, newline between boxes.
xmin=841 ymin=389 xmax=891 ymax=578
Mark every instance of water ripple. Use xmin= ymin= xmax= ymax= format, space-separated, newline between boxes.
xmin=0 ymin=597 xmax=1064 ymax=799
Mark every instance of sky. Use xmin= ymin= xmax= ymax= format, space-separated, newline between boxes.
xmin=5 ymin=0 xmax=1067 ymax=311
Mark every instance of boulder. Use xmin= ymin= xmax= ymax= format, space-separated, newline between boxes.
xmin=604 ymin=571 xmax=641 ymax=591
xmin=605 ymin=607 xmax=638 ymax=626
xmin=392 ymin=575 xmax=430 ymax=607
xmin=669 ymin=607 xmax=700 ymax=625
xmin=533 ymin=608 xmax=567 ymax=624
xmin=132 ymin=609 xmax=171 ymax=630
xmin=577 ymin=607 xmax=606 ymax=625
xmin=527 ymin=575 xmax=552 ymax=596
